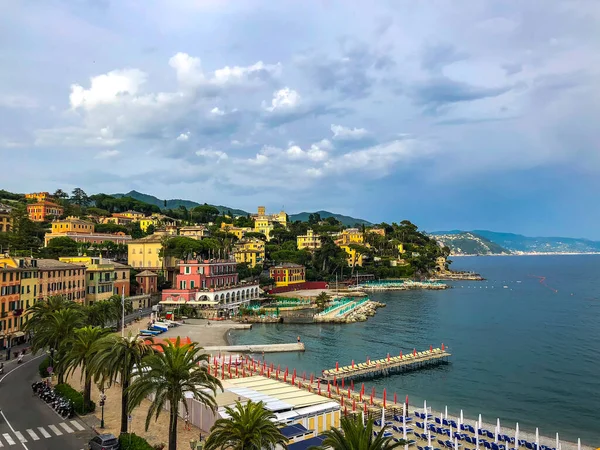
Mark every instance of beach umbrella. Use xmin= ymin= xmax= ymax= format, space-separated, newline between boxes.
xmin=455 ymin=436 xmax=459 ymax=450
xmin=445 ymin=406 xmax=448 ymax=420
xmin=476 ymin=421 xmax=480 ymax=450
xmin=413 ymin=348 xmax=417 ymax=356
xmin=381 ymin=407 xmax=385 ymax=429
xmin=555 ymin=433 xmax=559 ymax=450
xmin=442 ymin=343 xmax=445 ymax=351
xmin=460 ymin=410 xmax=464 ymax=427
xmin=406 ymin=395 xmax=409 ymax=411
xmin=497 ymin=418 xmax=501 ymax=438
xmin=428 ymin=430 xmax=432 ymax=449
xmin=367 ymin=356 xmax=370 ymax=364
xmin=235 ymin=365 xmax=238 ymax=377
xmin=535 ymin=428 xmax=539 ymax=450
xmin=364 ymin=402 xmax=368 ymax=415
xmin=348 ymin=388 xmax=351 ymax=399
xmin=430 ymin=345 xmax=433 ymax=353
xmin=394 ymin=392 xmax=398 ymax=404
xmin=310 ymin=373 xmax=314 ymax=383
xmin=336 ymin=361 xmax=339 ymax=371
xmin=515 ymin=423 xmax=520 ymax=449
xmin=333 ymin=375 xmax=337 ymax=385
xmin=327 ymin=382 xmax=331 ymax=394
xmin=479 ymin=414 xmax=483 ymax=430
xmin=342 ymin=378 xmax=345 ymax=388
xmin=336 ymin=385 xmax=340 ymax=395
xmin=403 ymin=404 xmax=408 ymax=441
xmin=495 ymin=425 xmax=498 ymax=444
xmin=352 ymin=359 xmax=355 ymax=368
xmin=302 ymin=371 xmax=306 ymax=381
xmin=440 ymin=413 xmax=444 ymax=425
xmin=387 ymin=353 xmax=390 ymax=362
xmin=577 ymin=438 xmax=581 ymax=450
xmin=400 ymin=351 xmax=403 ymax=359
xmin=424 ymin=400 xmax=428 ymax=427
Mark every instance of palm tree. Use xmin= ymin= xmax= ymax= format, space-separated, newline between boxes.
xmin=62 ymin=326 xmax=110 ymax=410
xmin=23 ymin=294 xmax=79 ymax=338
xmin=91 ymin=333 xmax=154 ymax=433
xmin=127 ymin=337 xmax=222 ymax=450
xmin=85 ymin=300 xmax=119 ymax=328
xmin=29 ymin=307 xmax=85 ymax=383
xmin=205 ymin=400 xmax=288 ymax=450
xmin=311 ymin=415 xmax=404 ymax=450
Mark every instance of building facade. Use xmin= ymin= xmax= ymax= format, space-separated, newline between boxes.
xmin=220 ymin=223 xmax=251 ymax=240
xmin=0 ymin=256 xmax=36 ymax=347
xmin=234 ymin=239 xmax=265 ymax=268
xmin=0 ymin=203 xmax=12 ymax=232
xmin=107 ymin=260 xmax=131 ymax=296
xmin=135 ymin=270 xmax=158 ymax=295
xmin=179 ymin=225 xmax=209 ymax=240
xmin=51 ymin=217 xmax=95 ymax=234
xmin=252 ymin=206 xmax=287 ymax=241
xmin=36 ymin=259 xmax=87 ymax=303
xmin=59 ymin=257 xmax=115 ymax=305
xmin=27 ymin=201 xmax=64 ymax=222
xmin=297 ymin=229 xmax=322 ymax=250
xmin=269 ymin=263 xmax=306 ymax=287
xmin=160 ymin=259 xmax=260 ymax=316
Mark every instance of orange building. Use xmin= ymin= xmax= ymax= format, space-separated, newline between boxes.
xmin=136 ymin=270 xmax=158 ymax=295
xmin=25 ymin=192 xmax=52 ymax=202
xmin=0 ymin=263 xmax=22 ymax=348
xmin=110 ymin=261 xmax=131 ymax=297
xmin=27 ymin=201 xmax=64 ymax=222
xmin=36 ymin=259 xmax=87 ymax=303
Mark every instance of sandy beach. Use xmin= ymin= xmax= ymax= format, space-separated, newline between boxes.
xmin=158 ymin=319 xmax=249 ymax=348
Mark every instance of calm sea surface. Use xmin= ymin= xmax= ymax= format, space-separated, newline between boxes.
xmin=228 ymin=255 xmax=600 ymax=445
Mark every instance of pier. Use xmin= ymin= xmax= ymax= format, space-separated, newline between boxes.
xmin=203 ymin=342 xmax=305 ymax=353
xmin=321 ymin=346 xmax=451 ymax=382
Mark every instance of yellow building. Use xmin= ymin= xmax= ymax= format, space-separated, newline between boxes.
xmin=51 ymin=216 xmax=95 ymax=234
xmin=367 ymin=227 xmax=386 ymax=236
xmin=59 ymin=256 xmax=115 ymax=305
xmin=297 ymin=229 xmax=322 ymax=250
xmin=220 ymin=223 xmax=252 ymax=240
xmin=252 ymin=206 xmax=287 ymax=240
xmin=0 ymin=256 xmax=38 ymax=341
xmin=269 ymin=263 xmax=305 ymax=287
xmin=234 ymin=239 xmax=265 ymax=268
xmin=139 ymin=214 xmax=177 ymax=232
xmin=128 ymin=233 xmax=176 ymax=271
xmin=0 ymin=203 xmax=12 ymax=232
xmin=340 ymin=245 xmax=364 ymax=267
xmin=179 ymin=225 xmax=209 ymax=240
xmin=436 ymin=256 xmax=447 ymax=272
xmin=120 ymin=210 xmax=146 ymax=220
xmin=25 ymin=192 xmax=52 ymax=202
xmin=397 ymin=243 xmax=405 ymax=254
xmin=254 ymin=217 xmax=273 ymax=240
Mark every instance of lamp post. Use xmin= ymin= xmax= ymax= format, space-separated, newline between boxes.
xmin=99 ymin=389 xmax=106 ymax=428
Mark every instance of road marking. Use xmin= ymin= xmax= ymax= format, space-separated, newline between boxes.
xmin=0 ymin=354 xmax=46 ymax=384
xmin=48 ymin=425 xmax=62 ymax=436
xmin=59 ymin=422 xmax=74 ymax=433
xmin=12 ymin=433 xmax=26 ymax=444
xmin=37 ymin=428 xmax=51 ymax=439
xmin=70 ymin=420 xmax=85 ymax=431
xmin=0 ymin=411 xmax=27 ymax=450
xmin=24 ymin=431 xmax=38 ymax=442
xmin=2 ymin=433 xmax=14 ymax=446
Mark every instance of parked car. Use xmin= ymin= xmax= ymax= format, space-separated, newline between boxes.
xmin=88 ymin=434 xmax=119 ymax=450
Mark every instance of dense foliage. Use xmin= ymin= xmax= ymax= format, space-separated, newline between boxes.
xmin=54 ymin=383 xmax=96 ymax=414
xmin=119 ymin=433 xmax=154 ymax=450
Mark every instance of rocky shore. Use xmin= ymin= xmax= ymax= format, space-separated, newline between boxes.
xmin=315 ymin=300 xmax=385 ymax=323
xmin=434 ymin=271 xmax=485 ymax=281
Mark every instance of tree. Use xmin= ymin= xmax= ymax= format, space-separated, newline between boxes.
xmin=91 ymin=333 xmax=154 ymax=434
xmin=85 ymin=300 xmax=119 ymax=328
xmin=205 ymin=400 xmax=288 ymax=450
xmin=42 ymin=236 xmax=79 ymax=258
xmin=315 ymin=291 xmax=329 ymax=311
xmin=53 ymin=189 xmax=69 ymax=201
xmin=312 ymin=415 xmax=404 ymax=450
xmin=127 ymin=338 xmax=222 ymax=450
xmin=71 ymin=188 xmax=90 ymax=207
xmin=62 ymin=326 xmax=110 ymax=410
xmin=23 ymin=295 xmax=78 ymax=336
xmin=145 ymin=224 xmax=156 ymax=235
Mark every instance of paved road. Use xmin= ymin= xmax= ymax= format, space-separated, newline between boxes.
xmin=0 ymin=353 xmax=95 ymax=450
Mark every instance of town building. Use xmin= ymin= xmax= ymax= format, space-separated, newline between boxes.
xmin=59 ymin=256 xmax=115 ymax=305
xmin=25 ymin=192 xmax=52 ymax=202
xmin=135 ymin=270 xmax=158 ymax=295
xmin=297 ymin=229 xmax=322 ymax=250
xmin=233 ymin=238 xmax=265 ymax=268
xmin=128 ymin=233 xmax=177 ymax=286
xmin=179 ymin=225 xmax=209 ymax=240
xmin=45 ymin=217 xmax=132 ymax=246
xmin=340 ymin=245 xmax=364 ymax=267
xmin=269 ymin=263 xmax=306 ymax=287
xmin=220 ymin=223 xmax=251 ymax=240
xmin=27 ymin=200 xmax=64 ymax=222
xmin=36 ymin=259 xmax=87 ymax=302
xmin=99 ymin=214 xmax=135 ymax=226
xmin=334 ymin=229 xmax=366 ymax=267
xmin=0 ymin=260 xmax=23 ymax=348
xmin=252 ymin=206 xmax=288 ymax=241
xmin=367 ymin=227 xmax=386 ymax=236
xmin=119 ymin=210 xmax=146 ymax=221
xmin=0 ymin=203 xmax=12 ymax=232
xmin=160 ymin=259 xmax=260 ymax=316
xmin=106 ymin=260 xmax=131 ymax=297
xmin=139 ymin=214 xmax=178 ymax=233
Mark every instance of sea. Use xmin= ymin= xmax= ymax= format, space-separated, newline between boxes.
xmin=228 ymin=255 xmax=600 ymax=445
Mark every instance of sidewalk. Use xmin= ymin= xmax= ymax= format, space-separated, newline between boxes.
xmin=1 ymin=340 xmax=34 ymax=362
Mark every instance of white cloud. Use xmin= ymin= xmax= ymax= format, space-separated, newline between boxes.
xmin=210 ymin=107 xmax=225 ymax=116
xmin=94 ymin=149 xmax=120 ymax=159
xmin=196 ymin=148 xmax=228 ymax=161
xmin=263 ymin=87 xmax=301 ymax=112
xmin=0 ymin=94 xmax=38 ymax=109
xmin=70 ymin=69 xmax=147 ymax=110
xmin=176 ymin=132 xmax=191 ymax=141
xmin=331 ymin=124 xmax=369 ymax=140
xmin=214 ymin=61 xmax=282 ymax=85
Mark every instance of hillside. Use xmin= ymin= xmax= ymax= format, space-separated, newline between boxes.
xmin=289 ymin=210 xmax=372 ymax=227
xmin=431 ymin=232 xmax=511 ymax=255
xmin=112 ymin=191 xmax=249 ymax=216
xmin=473 ymin=230 xmax=600 ymax=254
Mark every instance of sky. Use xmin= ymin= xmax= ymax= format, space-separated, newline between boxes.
xmin=1 ymin=0 xmax=600 ymax=239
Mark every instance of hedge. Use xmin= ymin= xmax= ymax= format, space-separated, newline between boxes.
xmin=38 ymin=357 xmax=51 ymax=378
xmin=54 ymin=383 xmax=96 ymax=414
xmin=118 ymin=433 xmax=154 ymax=450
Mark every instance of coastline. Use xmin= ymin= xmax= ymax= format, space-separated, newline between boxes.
xmin=452 ymin=252 xmax=600 ymax=257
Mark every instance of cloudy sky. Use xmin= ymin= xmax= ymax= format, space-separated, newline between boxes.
xmin=2 ymin=0 xmax=599 ymax=238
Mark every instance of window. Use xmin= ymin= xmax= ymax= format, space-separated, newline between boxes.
xmin=89 ymin=273 xmax=93 ymax=281
xmin=190 ymin=280 xmax=195 ymax=289
xmin=185 ymin=267 xmax=191 ymax=275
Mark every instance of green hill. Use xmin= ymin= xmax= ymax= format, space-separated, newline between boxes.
xmin=289 ymin=210 xmax=372 ymax=227
xmin=112 ymin=191 xmax=249 ymax=216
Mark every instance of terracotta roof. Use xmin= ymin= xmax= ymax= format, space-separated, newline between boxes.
xmin=136 ymin=270 xmax=157 ymax=277
xmin=35 ymin=259 xmax=86 ymax=270
xmin=130 ymin=233 xmax=165 ymax=244
xmin=27 ymin=201 xmax=63 ymax=207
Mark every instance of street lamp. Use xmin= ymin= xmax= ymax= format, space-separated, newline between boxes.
xmin=99 ymin=389 xmax=106 ymax=428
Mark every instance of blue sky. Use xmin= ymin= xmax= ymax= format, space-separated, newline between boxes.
xmin=1 ymin=1 xmax=599 ymax=238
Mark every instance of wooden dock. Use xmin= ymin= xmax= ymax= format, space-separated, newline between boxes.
xmin=321 ymin=347 xmax=451 ymax=382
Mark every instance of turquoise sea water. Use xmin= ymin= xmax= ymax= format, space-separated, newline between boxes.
xmin=229 ymin=255 xmax=600 ymax=445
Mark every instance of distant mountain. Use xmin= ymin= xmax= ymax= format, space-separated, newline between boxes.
xmin=112 ymin=190 xmax=249 ymax=216
xmin=431 ymin=229 xmax=600 ymax=254
xmin=290 ymin=210 xmax=372 ymax=227
xmin=472 ymin=230 xmax=600 ymax=254
xmin=430 ymin=231 xmax=511 ymax=255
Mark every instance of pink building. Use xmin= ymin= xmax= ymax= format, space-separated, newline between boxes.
xmin=160 ymin=259 xmax=260 ymax=317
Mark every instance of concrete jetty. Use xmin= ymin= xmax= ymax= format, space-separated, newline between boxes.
xmin=203 ymin=343 xmax=305 ymax=353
